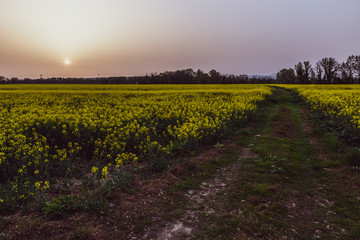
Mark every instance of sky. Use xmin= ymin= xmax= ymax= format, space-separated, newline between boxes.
xmin=0 ymin=0 xmax=360 ymax=79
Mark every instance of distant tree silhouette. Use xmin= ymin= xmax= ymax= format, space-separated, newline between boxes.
xmin=196 ymin=69 xmax=209 ymax=84
xmin=276 ymin=68 xmax=296 ymax=84
xmin=294 ymin=62 xmax=305 ymax=83
xmin=317 ymin=58 xmax=339 ymax=84
xmin=294 ymin=61 xmax=313 ymax=84
xmin=208 ymin=69 xmax=221 ymax=84
xmin=282 ymin=55 xmax=359 ymax=84
xmin=349 ymin=55 xmax=359 ymax=83
xmin=0 ymin=76 xmax=7 ymax=83
xmin=315 ymin=62 xmax=323 ymax=84
xmin=340 ymin=56 xmax=356 ymax=83
xmin=303 ymin=61 xmax=313 ymax=84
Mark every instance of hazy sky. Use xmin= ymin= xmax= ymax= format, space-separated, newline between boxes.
xmin=1 ymin=0 xmax=359 ymax=78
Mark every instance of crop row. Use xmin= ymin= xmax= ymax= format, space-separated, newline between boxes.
xmin=285 ymin=85 xmax=360 ymax=129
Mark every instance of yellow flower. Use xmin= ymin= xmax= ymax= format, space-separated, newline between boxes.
xmin=102 ymin=166 xmax=108 ymax=179
xmin=35 ymin=181 xmax=41 ymax=190
xmin=43 ymin=181 xmax=49 ymax=190
xmin=91 ymin=166 xmax=99 ymax=174
xmin=0 ymin=84 xmax=277 ymax=197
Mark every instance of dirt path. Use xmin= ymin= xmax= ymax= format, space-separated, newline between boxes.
xmin=146 ymin=147 xmax=258 ymax=240
xmin=137 ymin=88 xmax=360 ymax=240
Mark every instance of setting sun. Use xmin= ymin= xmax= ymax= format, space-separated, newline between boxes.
xmin=64 ymin=59 xmax=70 ymax=65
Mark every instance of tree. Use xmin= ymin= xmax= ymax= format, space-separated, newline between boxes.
xmin=315 ymin=62 xmax=323 ymax=84
xmin=294 ymin=61 xmax=312 ymax=84
xmin=294 ymin=62 xmax=305 ymax=83
xmin=171 ymin=69 xmax=196 ymax=84
xmin=303 ymin=61 xmax=312 ymax=83
xmin=0 ymin=76 xmax=7 ymax=83
xmin=340 ymin=61 xmax=354 ymax=84
xmin=208 ymin=69 xmax=221 ymax=84
xmin=310 ymin=67 xmax=317 ymax=83
xmin=317 ymin=58 xmax=339 ymax=84
xmin=339 ymin=55 xmax=360 ymax=83
xmin=350 ymin=55 xmax=360 ymax=84
xmin=196 ymin=69 xmax=209 ymax=84
xmin=276 ymin=68 xmax=296 ymax=84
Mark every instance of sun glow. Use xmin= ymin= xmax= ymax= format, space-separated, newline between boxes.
xmin=64 ymin=59 xmax=70 ymax=65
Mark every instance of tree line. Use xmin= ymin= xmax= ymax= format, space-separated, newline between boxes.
xmin=1 ymin=55 xmax=359 ymax=84
xmin=277 ymin=55 xmax=360 ymax=84
xmin=0 ymin=69 xmax=275 ymax=84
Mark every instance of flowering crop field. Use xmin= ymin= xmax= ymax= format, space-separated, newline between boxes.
xmin=283 ymin=85 xmax=360 ymax=130
xmin=0 ymin=84 xmax=272 ymax=208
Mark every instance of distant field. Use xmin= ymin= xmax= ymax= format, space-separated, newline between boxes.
xmin=0 ymin=84 xmax=272 ymax=209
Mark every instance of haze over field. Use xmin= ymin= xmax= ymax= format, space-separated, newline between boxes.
xmin=1 ymin=0 xmax=360 ymax=78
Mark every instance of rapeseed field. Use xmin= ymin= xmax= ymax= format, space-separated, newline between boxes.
xmin=0 ymin=84 xmax=271 ymax=209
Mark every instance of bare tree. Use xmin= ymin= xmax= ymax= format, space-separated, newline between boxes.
xmin=294 ymin=62 xmax=305 ymax=83
xmin=340 ymin=56 xmax=355 ymax=83
xmin=295 ymin=61 xmax=312 ymax=84
xmin=303 ymin=61 xmax=312 ymax=83
xmin=315 ymin=62 xmax=323 ymax=84
xmin=351 ymin=55 xmax=360 ymax=84
xmin=318 ymin=58 xmax=339 ymax=84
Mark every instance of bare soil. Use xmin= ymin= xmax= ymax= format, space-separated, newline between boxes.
xmin=145 ymin=146 xmax=258 ymax=240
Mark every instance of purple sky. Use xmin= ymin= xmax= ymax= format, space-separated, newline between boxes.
xmin=1 ymin=0 xmax=359 ymax=78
